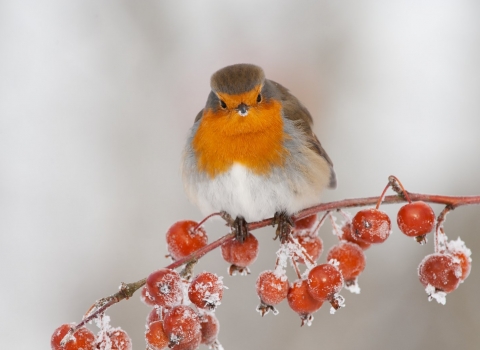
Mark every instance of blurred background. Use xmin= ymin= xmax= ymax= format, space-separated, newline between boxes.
xmin=1 ymin=1 xmax=480 ymax=349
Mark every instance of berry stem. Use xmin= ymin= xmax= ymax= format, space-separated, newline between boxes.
xmin=375 ymin=183 xmax=392 ymax=209
xmin=193 ymin=212 xmax=222 ymax=232
xmin=290 ymin=255 xmax=302 ymax=279
xmin=312 ymin=211 xmax=330 ymax=235
xmin=434 ymin=205 xmax=453 ymax=253
xmin=388 ymin=175 xmax=412 ymax=203
xmin=328 ymin=212 xmax=342 ymax=237
xmin=288 ymin=236 xmax=316 ymax=266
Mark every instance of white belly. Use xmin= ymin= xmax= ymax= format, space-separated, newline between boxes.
xmin=192 ymin=163 xmax=321 ymax=222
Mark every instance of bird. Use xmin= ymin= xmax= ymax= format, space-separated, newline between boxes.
xmin=182 ymin=63 xmax=336 ymax=242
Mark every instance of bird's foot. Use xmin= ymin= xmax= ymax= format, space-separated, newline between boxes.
xmin=272 ymin=211 xmax=294 ymax=243
xmin=232 ymin=216 xmax=249 ymax=243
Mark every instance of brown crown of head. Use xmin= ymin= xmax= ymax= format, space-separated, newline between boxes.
xmin=210 ymin=64 xmax=265 ymax=95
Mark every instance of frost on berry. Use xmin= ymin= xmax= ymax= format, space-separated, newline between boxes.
xmin=287 ymin=279 xmax=323 ymax=326
xmin=292 ymin=234 xmax=323 ymax=264
xmin=221 ymin=233 xmax=259 ymax=275
xmin=146 ymin=269 xmax=184 ymax=307
xmin=145 ymin=321 xmax=169 ymax=350
xmin=327 ymin=241 xmax=366 ymax=288
xmin=447 ymin=237 xmax=472 ymax=281
xmin=141 ymin=286 xmax=156 ymax=307
xmin=51 ymin=323 xmax=95 ymax=350
xmin=418 ymin=253 xmax=462 ymax=301
xmin=256 ymin=270 xmax=289 ymax=316
xmin=307 ymin=264 xmax=344 ymax=302
xmin=352 ymin=208 xmax=392 ymax=244
xmin=397 ymin=201 xmax=436 ymax=241
xmin=188 ymin=272 xmax=224 ymax=311
xmin=425 ymin=284 xmax=448 ymax=305
xmin=163 ymin=305 xmax=201 ymax=347
xmin=199 ymin=312 xmax=221 ymax=347
xmin=166 ymin=220 xmax=208 ymax=260
xmin=94 ymin=315 xmax=132 ymax=350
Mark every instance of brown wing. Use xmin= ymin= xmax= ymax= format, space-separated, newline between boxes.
xmin=269 ymin=80 xmax=337 ymax=189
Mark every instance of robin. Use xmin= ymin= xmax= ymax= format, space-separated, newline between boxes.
xmin=182 ymin=63 xmax=336 ymax=242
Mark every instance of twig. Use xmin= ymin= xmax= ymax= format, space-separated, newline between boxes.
xmin=63 ymin=191 xmax=480 ymax=343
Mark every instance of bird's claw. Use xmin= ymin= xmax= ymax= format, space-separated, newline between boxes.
xmin=273 ymin=211 xmax=294 ymax=243
xmin=233 ymin=216 xmax=249 ymax=243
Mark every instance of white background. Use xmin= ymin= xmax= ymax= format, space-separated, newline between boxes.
xmin=1 ymin=1 xmax=479 ymax=349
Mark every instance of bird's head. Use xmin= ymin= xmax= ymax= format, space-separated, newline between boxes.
xmin=208 ymin=64 xmax=266 ymax=118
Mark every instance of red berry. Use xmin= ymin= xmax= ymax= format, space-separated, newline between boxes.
xmin=294 ymin=235 xmax=323 ymax=264
xmin=221 ymin=233 xmax=259 ymax=268
xmin=340 ymin=223 xmax=371 ymax=250
xmin=163 ymin=305 xmax=201 ymax=347
xmin=418 ymin=253 xmax=462 ymax=293
xmin=327 ymin=242 xmax=366 ymax=283
xmin=452 ymin=251 xmax=471 ymax=281
xmin=256 ymin=270 xmax=289 ymax=306
xmin=307 ymin=264 xmax=344 ymax=302
xmin=171 ymin=333 xmax=201 ymax=350
xmin=294 ymin=214 xmax=317 ymax=231
xmin=397 ymin=201 xmax=436 ymax=237
xmin=51 ymin=324 xmax=95 ymax=350
xmin=199 ymin=313 xmax=220 ymax=346
xmin=140 ymin=286 xmax=156 ymax=307
xmin=447 ymin=238 xmax=472 ymax=281
xmin=101 ymin=329 xmax=132 ymax=350
xmin=166 ymin=220 xmax=208 ymax=260
xmin=145 ymin=321 xmax=169 ymax=350
xmin=287 ymin=279 xmax=323 ymax=316
xmin=352 ymin=208 xmax=391 ymax=244
xmin=147 ymin=307 xmax=170 ymax=324
xmin=146 ymin=269 xmax=183 ymax=307
xmin=188 ymin=272 xmax=224 ymax=310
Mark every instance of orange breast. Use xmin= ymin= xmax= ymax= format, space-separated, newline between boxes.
xmin=192 ymin=99 xmax=287 ymax=177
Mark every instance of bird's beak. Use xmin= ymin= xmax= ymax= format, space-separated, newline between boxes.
xmin=236 ymin=103 xmax=249 ymax=117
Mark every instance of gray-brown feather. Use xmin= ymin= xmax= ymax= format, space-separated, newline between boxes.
xmin=266 ymin=80 xmax=337 ymax=189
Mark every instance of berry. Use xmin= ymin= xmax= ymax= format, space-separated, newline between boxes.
xmin=447 ymin=238 xmax=472 ymax=281
xmin=256 ymin=270 xmax=289 ymax=306
xmin=171 ymin=333 xmax=201 ymax=350
xmin=100 ymin=329 xmax=132 ymax=350
xmin=340 ymin=223 xmax=371 ymax=250
xmin=452 ymin=251 xmax=471 ymax=281
xmin=307 ymin=264 xmax=344 ymax=302
xmin=166 ymin=220 xmax=208 ymax=260
xmin=294 ymin=214 xmax=317 ymax=231
xmin=199 ymin=313 xmax=220 ymax=346
xmin=163 ymin=305 xmax=201 ymax=347
xmin=352 ymin=208 xmax=391 ymax=244
xmin=327 ymin=242 xmax=366 ymax=283
xmin=294 ymin=235 xmax=323 ymax=264
xmin=221 ymin=233 xmax=259 ymax=268
xmin=397 ymin=201 xmax=436 ymax=238
xmin=287 ymin=279 xmax=323 ymax=317
xmin=145 ymin=321 xmax=169 ymax=350
xmin=146 ymin=269 xmax=183 ymax=307
xmin=140 ymin=286 xmax=156 ymax=307
xmin=147 ymin=307 xmax=169 ymax=324
xmin=418 ymin=253 xmax=462 ymax=293
xmin=188 ymin=272 xmax=224 ymax=310
xmin=51 ymin=324 xmax=95 ymax=350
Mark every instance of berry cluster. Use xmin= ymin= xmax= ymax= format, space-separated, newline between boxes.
xmin=142 ymin=267 xmax=224 ymax=349
xmin=52 ymin=177 xmax=474 ymax=350
xmin=51 ymin=317 xmax=131 ymax=350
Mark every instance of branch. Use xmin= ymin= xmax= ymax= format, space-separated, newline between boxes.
xmin=62 ymin=191 xmax=480 ymax=344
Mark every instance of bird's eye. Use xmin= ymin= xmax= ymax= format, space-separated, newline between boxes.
xmin=256 ymin=94 xmax=262 ymax=103
xmin=220 ymin=100 xmax=227 ymax=109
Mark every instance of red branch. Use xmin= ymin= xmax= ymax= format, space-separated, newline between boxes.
xmin=61 ymin=191 xmax=480 ymax=345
